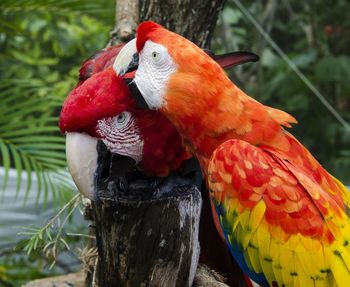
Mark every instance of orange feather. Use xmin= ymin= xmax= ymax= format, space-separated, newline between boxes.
xmin=136 ymin=22 xmax=350 ymax=286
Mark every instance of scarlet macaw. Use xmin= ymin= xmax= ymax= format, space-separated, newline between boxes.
xmin=59 ymin=42 xmax=259 ymax=286
xmin=115 ymin=21 xmax=350 ymax=287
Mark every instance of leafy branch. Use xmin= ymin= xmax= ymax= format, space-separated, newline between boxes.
xmin=18 ymin=193 xmax=82 ymax=268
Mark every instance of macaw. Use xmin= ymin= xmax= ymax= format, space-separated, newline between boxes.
xmin=115 ymin=21 xmax=350 ymax=287
xmin=59 ymin=42 xmax=259 ymax=286
xmin=59 ymin=41 xmax=258 ymax=198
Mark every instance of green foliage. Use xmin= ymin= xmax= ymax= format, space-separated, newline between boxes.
xmin=216 ymin=0 xmax=350 ymax=184
xmin=0 ymin=0 xmax=113 ymax=198
xmin=0 ymin=0 xmax=114 ymax=285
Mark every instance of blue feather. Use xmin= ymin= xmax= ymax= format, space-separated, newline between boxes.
xmin=215 ymin=203 xmax=269 ymax=287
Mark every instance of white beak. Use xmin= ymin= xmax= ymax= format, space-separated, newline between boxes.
xmin=66 ymin=132 xmax=98 ymax=199
xmin=113 ymin=38 xmax=137 ymax=75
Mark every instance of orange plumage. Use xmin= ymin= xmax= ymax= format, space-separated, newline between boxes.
xmin=135 ymin=21 xmax=350 ymax=286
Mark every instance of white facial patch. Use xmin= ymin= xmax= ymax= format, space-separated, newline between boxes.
xmin=134 ymin=40 xmax=177 ymax=110
xmin=97 ymin=112 xmax=144 ymax=163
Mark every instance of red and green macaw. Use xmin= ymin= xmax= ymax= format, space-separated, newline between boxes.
xmin=115 ymin=21 xmax=350 ymax=287
xmin=59 ymin=42 xmax=259 ymax=286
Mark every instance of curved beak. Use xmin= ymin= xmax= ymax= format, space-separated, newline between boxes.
xmin=114 ymin=38 xmax=149 ymax=109
xmin=66 ymin=132 xmax=137 ymax=199
xmin=66 ymin=132 xmax=98 ymax=199
xmin=113 ymin=38 xmax=138 ymax=76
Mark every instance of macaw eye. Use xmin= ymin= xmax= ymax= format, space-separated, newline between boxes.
xmin=116 ymin=112 xmax=127 ymax=124
xmin=109 ymin=111 xmax=132 ymax=129
xmin=152 ymin=51 xmax=159 ymax=59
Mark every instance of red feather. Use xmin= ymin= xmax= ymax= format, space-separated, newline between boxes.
xmin=60 ymin=43 xmax=254 ymax=286
xmin=136 ymin=21 xmax=162 ymax=52
xmin=78 ymin=44 xmax=125 ymax=82
xmin=59 ymin=68 xmax=133 ymax=137
xmin=59 ymin=44 xmax=190 ymax=177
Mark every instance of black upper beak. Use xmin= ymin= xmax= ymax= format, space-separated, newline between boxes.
xmin=121 ymin=52 xmax=149 ymax=110
xmin=124 ymin=79 xmax=150 ymax=110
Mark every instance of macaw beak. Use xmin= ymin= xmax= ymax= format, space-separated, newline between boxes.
xmin=65 ymin=132 xmax=137 ymax=199
xmin=124 ymin=78 xmax=149 ymax=109
xmin=114 ymin=38 xmax=149 ymax=109
xmin=114 ymin=38 xmax=261 ymax=110
xmin=113 ymin=38 xmax=138 ymax=76
xmin=66 ymin=132 xmax=98 ymax=199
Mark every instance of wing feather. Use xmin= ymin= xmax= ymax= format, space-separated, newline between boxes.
xmin=208 ymin=139 xmax=350 ymax=286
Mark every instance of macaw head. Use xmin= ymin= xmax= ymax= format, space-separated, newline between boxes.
xmin=60 ymin=35 xmax=258 ymax=198
xmin=59 ymin=44 xmax=190 ymax=198
xmin=116 ymin=21 xmax=258 ymax=111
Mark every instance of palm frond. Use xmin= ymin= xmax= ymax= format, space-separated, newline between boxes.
xmin=0 ymin=91 xmax=70 ymax=204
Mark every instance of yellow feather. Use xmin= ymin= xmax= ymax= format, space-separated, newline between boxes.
xmin=224 ymin=201 xmax=240 ymax=234
xmin=236 ymin=223 xmax=251 ymax=250
xmin=249 ymin=200 xmax=266 ymax=231
xmin=280 ymin=248 xmax=294 ymax=286
xmin=328 ymin=245 xmax=350 ymax=286
xmin=332 ymin=176 xmax=350 ymax=206
xmin=301 ymin=236 xmax=313 ymax=251
xmin=269 ymin=225 xmax=285 ymax=244
xmin=295 ymin=240 xmax=328 ymax=287
xmin=258 ymin=252 xmax=275 ymax=287
xmin=255 ymin=226 xmax=275 ymax=285
xmin=246 ymin=240 xmax=263 ymax=273
xmin=243 ymin=248 xmax=254 ymax=271
xmin=333 ymin=244 xmax=350 ymax=272
xmin=270 ymin=239 xmax=283 ymax=284
xmin=239 ymin=208 xmax=251 ymax=231
xmin=299 ymin=250 xmax=322 ymax=279
xmin=294 ymin=250 xmax=321 ymax=286
xmin=256 ymin=225 xmax=271 ymax=257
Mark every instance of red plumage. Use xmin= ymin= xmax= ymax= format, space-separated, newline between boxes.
xmin=136 ymin=21 xmax=162 ymax=52
xmin=60 ymin=43 xmax=255 ymax=286
xmin=59 ymin=68 xmax=133 ymax=137
xmin=78 ymin=44 xmax=125 ymax=82
xmin=59 ymin=46 xmax=190 ymax=177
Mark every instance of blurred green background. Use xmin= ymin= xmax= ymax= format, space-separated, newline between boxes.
xmin=0 ymin=0 xmax=349 ymax=286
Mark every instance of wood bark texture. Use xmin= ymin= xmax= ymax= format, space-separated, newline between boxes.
xmin=92 ymin=1 xmax=229 ymax=286
xmin=93 ymin=185 xmax=202 ymax=287
xmin=23 ymin=265 xmax=230 ymax=287
xmin=110 ymin=0 xmax=139 ymax=44
xmin=140 ymin=0 xmax=226 ymax=48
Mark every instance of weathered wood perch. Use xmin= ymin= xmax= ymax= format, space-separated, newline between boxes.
xmin=90 ymin=1 xmax=229 ymax=286
xmin=92 ymin=184 xmax=202 ymax=287
xmin=22 ymin=265 xmax=230 ymax=287
xmin=91 ymin=0 xmax=231 ymax=285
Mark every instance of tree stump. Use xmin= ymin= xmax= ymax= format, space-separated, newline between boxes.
xmin=92 ymin=184 xmax=202 ymax=287
xmin=90 ymin=1 xmax=228 ymax=286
